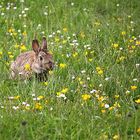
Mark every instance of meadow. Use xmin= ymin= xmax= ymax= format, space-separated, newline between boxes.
xmin=0 ymin=0 xmax=140 ymax=139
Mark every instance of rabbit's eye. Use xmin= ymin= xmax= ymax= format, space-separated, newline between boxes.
xmin=39 ymin=56 xmax=43 ymax=61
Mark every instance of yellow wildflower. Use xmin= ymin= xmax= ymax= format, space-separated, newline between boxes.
xmin=79 ymin=81 xmax=84 ymax=85
xmin=121 ymin=31 xmax=126 ymax=36
xmin=61 ymin=88 xmax=68 ymax=94
xmin=8 ymin=52 xmax=12 ymax=55
xmin=9 ymin=55 xmax=14 ymax=59
xmin=112 ymin=43 xmax=119 ymax=48
xmin=115 ymin=95 xmax=119 ymax=99
xmin=131 ymin=85 xmax=137 ymax=91
xmin=109 ymin=106 xmax=114 ymax=111
xmin=24 ymin=63 xmax=31 ymax=71
xmin=55 ymin=37 xmax=60 ymax=42
xmin=25 ymin=106 xmax=30 ymax=110
xmin=98 ymin=96 xmax=104 ymax=102
xmin=136 ymin=41 xmax=140 ymax=45
xmin=37 ymin=95 xmax=44 ymax=100
xmin=98 ymin=70 xmax=103 ymax=75
xmin=14 ymin=96 xmax=20 ymax=100
xmin=78 ymin=77 xmax=81 ymax=81
xmin=129 ymin=39 xmax=134 ymax=43
xmin=101 ymin=103 xmax=105 ymax=107
xmin=82 ymin=94 xmax=91 ymax=101
xmin=59 ymin=63 xmax=67 ymax=68
xmin=73 ymin=52 xmax=78 ymax=57
xmin=96 ymin=67 xmax=101 ymax=71
xmin=137 ymin=127 xmax=140 ymax=135
xmin=131 ymin=45 xmax=136 ymax=49
xmin=135 ymin=99 xmax=140 ymax=104
xmin=63 ymin=28 xmax=68 ymax=32
xmin=56 ymin=92 xmax=61 ymax=96
xmin=0 ymin=52 xmax=3 ymax=58
xmin=22 ymin=31 xmax=27 ymax=37
xmin=96 ymin=67 xmax=104 ymax=75
xmin=113 ymin=102 xmax=121 ymax=108
xmin=35 ymin=103 xmax=42 ymax=110
xmin=14 ymin=44 xmax=19 ymax=48
xmin=119 ymin=56 xmax=125 ymax=62
xmin=62 ymin=40 xmax=67 ymax=44
xmin=113 ymin=134 xmax=120 ymax=140
xmin=132 ymin=36 xmax=135 ymax=39
xmin=101 ymin=109 xmax=106 ymax=113
xmin=8 ymin=28 xmax=14 ymax=33
xmin=45 ymin=100 xmax=48 ymax=104
xmin=88 ymin=58 xmax=93 ymax=62
xmin=20 ymin=44 xmax=27 ymax=51
xmin=44 ymin=81 xmax=48 ymax=86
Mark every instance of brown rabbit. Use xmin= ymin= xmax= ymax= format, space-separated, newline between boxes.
xmin=10 ymin=37 xmax=54 ymax=81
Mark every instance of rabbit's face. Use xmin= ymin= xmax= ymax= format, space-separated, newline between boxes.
xmin=37 ymin=50 xmax=54 ymax=71
xmin=32 ymin=37 xmax=54 ymax=74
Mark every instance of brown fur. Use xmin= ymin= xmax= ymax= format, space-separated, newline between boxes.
xmin=10 ymin=37 xmax=54 ymax=80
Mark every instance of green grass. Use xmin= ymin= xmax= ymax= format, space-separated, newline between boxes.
xmin=0 ymin=0 xmax=140 ymax=139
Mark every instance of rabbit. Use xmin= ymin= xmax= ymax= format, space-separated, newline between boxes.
xmin=10 ymin=37 xmax=54 ymax=81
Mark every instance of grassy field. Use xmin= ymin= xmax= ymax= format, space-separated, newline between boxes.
xmin=0 ymin=0 xmax=140 ymax=139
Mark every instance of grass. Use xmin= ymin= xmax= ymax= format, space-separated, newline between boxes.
xmin=0 ymin=0 xmax=140 ymax=139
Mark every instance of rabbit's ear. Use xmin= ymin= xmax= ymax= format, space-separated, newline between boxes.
xmin=42 ymin=37 xmax=47 ymax=51
xmin=32 ymin=39 xmax=39 ymax=53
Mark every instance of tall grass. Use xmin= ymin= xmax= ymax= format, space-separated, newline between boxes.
xmin=0 ymin=0 xmax=140 ymax=139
